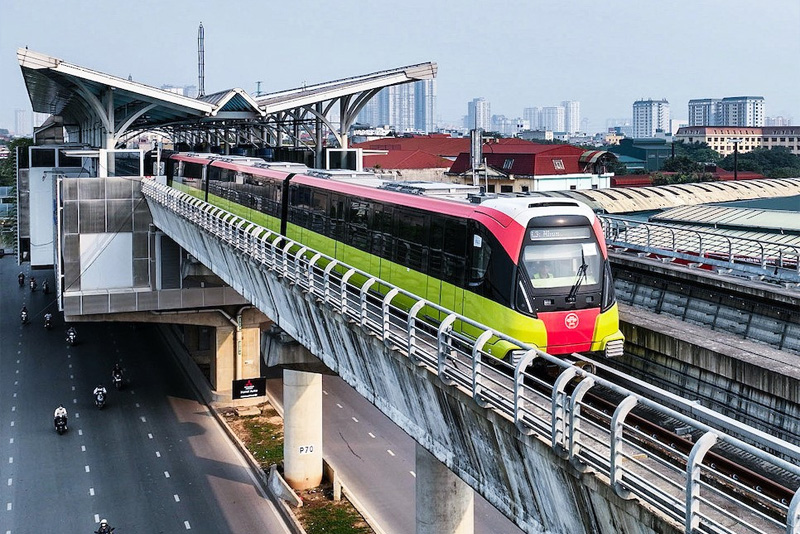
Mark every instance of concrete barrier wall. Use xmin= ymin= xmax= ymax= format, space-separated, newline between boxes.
xmin=148 ymin=201 xmax=680 ymax=534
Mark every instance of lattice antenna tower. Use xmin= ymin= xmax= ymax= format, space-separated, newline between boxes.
xmin=198 ymin=22 xmax=205 ymax=97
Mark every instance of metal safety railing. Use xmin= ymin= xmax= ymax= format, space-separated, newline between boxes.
xmin=142 ymin=179 xmax=800 ymax=534
xmin=599 ymin=215 xmax=800 ymax=284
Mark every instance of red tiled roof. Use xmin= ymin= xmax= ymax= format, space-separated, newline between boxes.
xmin=362 ymin=149 xmax=452 ymax=170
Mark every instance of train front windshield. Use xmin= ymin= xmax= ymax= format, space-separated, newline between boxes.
xmin=519 ymin=226 xmax=601 ymax=290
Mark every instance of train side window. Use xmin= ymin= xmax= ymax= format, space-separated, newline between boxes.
xmin=470 ymin=229 xmax=491 ymax=281
xmin=371 ymin=204 xmax=394 ymax=260
xmin=329 ymin=194 xmax=345 ymax=241
xmin=443 ymin=218 xmax=467 ymax=286
xmin=428 ymin=217 xmax=445 ymax=281
xmin=396 ymin=209 xmax=426 ymax=271
xmin=347 ymin=199 xmax=370 ymax=250
xmin=311 ymin=191 xmax=328 ymax=234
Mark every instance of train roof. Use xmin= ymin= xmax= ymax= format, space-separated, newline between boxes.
xmin=478 ymin=196 xmax=596 ymax=226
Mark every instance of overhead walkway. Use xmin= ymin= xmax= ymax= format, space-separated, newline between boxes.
xmin=141 ymin=177 xmax=800 ymax=534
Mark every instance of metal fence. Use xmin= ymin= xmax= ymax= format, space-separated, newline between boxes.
xmin=600 ymin=215 xmax=800 ymax=284
xmin=142 ymin=179 xmax=800 ymax=534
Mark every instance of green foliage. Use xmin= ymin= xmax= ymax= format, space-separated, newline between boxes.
xmin=242 ymin=418 xmax=284 ymax=466
xmin=718 ymin=146 xmax=800 ymax=178
xmin=672 ymin=141 xmax=720 ymax=164
xmin=303 ymin=506 xmax=372 ymax=534
xmin=660 ymin=155 xmax=703 ymax=173
xmin=605 ymin=159 xmax=628 ymax=176
xmin=0 ymin=138 xmax=33 ymax=187
xmin=652 ymin=171 xmax=714 ymax=186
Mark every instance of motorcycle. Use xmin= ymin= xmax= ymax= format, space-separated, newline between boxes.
xmin=66 ymin=329 xmax=77 ymax=346
xmin=94 ymin=391 xmax=106 ymax=409
xmin=54 ymin=415 xmax=67 ymax=434
xmin=29 ymin=278 xmax=37 ymax=292
xmin=20 ymin=310 xmax=28 ymax=324
xmin=44 ymin=314 xmax=53 ymax=330
xmin=112 ymin=372 xmax=123 ymax=390
xmin=42 ymin=280 xmax=50 ymax=295
xmin=18 ymin=273 xmax=24 ymax=287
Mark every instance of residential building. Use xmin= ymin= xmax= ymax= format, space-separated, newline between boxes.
xmin=467 ymin=98 xmax=491 ymax=130
xmin=719 ymin=96 xmax=764 ymax=127
xmin=674 ymin=126 xmax=800 ymax=156
xmin=688 ymin=96 xmax=765 ymax=127
xmin=562 ymin=101 xmax=580 ymax=134
xmin=523 ymin=107 xmax=541 ymax=130
xmin=766 ymin=116 xmax=791 ymax=127
xmin=356 ymin=79 xmax=437 ymax=134
xmin=632 ymin=99 xmax=670 ymax=137
xmin=15 ymin=109 xmax=30 ymax=136
xmin=540 ymin=106 xmax=565 ymax=133
xmin=688 ymin=98 xmax=721 ymax=126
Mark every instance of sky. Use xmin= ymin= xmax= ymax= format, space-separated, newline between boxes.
xmin=1 ymin=0 xmax=799 ymax=134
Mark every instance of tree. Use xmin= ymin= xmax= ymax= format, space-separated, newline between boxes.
xmin=0 ymin=138 xmax=33 ymax=187
xmin=718 ymin=146 xmax=800 ymax=178
xmin=660 ymin=155 xmax=702 ymax=174
xmin=672 ymin=141 xmax=720 ymax=164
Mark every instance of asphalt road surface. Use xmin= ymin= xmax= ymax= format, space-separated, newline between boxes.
xmin=0 ymin=260 xmax=291 ymax=534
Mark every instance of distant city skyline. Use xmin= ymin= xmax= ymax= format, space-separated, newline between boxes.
xmin=1 ymin=0 xmax=798 ymax=135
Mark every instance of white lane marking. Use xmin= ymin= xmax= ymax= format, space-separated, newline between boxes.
xmin=71 ymin=386 xmax=75 ymax=391
xmin=10 ymin=407 xmax=14 ymax=412
xmin=94 ymin=514 xmax=100 ymax=523
xmin=73 ymin=399 xmax=77 ymax=404
xmin=410 ymin=471 xmax=416 ymax=477
xmin=16 ymin=360 xmax=19 ymax=364
xmin=368 ymin=432 xmax=375 ymax=438
xmin=351 ymin=417 xmax=359 ymax=423
xmin=8 ymin=458 xmax=12 ymax=464
xmin=85 ymin=465 xmax=90 ymax=473
xmin=164 ymin=471 xmax=170 ymax=478
xmin=6 ymin=503 xmax=10 ymax=511
xmin=155 ymin=451 xmax=161 ymax=458
xmin=70 ymin=375 xmax=73 ymax=379
xmin=322 ymin=389 xmax=328 ymax=395
xmin=387 ymin=450 xmax=395 ymax=457
xmin=89 ymin=487 xmax=95 ymax=496
xmin=75 ymin=413 xmax=80 ymax=418
xmin=14 ymin=370 xmax=18 ymax=374
xmin=135 ymin=403 xmax=140 ymax=408
xmin=8 ymin=438 xmax=12 ymax=444
xmin=336 ymin=403 xmax=343 ymax=409
xmin=9 ymin=422 xmax=13 ymax=427
xmin=13 ymin=381 xmax=17 ymax=386
xmin=184 ymin=521 xmax=191 ymax=530
xmin=140 ymin=416 xmax=147 ymax=423
xmin=12 ymin=393 xmax=15 ymax=398
xmin=148 ymin=433 xmax=153 ymax=439
xmin=174 ymin=494 xmax=180 ymax=502
xmin=68 ymin=364 xmax=72 ymax=369
xmin=81 ymin=446 xmax=86 ymax=452
xmin=78 ymin=430 xmax=83 ymax=436
xmin=6 ymin=478 xmax=11 ymax=486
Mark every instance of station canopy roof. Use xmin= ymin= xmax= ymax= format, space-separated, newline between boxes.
xmin=17 ymin=48 xmax=436 ymax=143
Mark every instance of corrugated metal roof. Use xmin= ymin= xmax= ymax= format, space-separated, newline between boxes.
xmin=651 ymin=204 xmax=800 ymax=234
xmin=532 ymin=178 xmax=800 ymax=214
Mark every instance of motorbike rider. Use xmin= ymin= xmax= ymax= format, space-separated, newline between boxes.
xmin=53 ymin=404 xmax=68 ymax=430
xmin=18 ymin=272 xmax=24 ymax=286
xmin=95 ymin=518 xmax=114 ymax=533
xmin=29 ymin=276 xmax=36 ymax=292
xmin=93 ymin=384 xmax=107 ymax=399
xmin=66 ymin=326 xmax=77 ymax=341
xmin=42 ymin=280 xmax=50 ymax=294
xmin=20 ymin=306 xmax=28 ymax=323
xmin=112 ymin=363 xmax=123 ymax=382
xmin=44 ymin=312 xmax=53 ymax=329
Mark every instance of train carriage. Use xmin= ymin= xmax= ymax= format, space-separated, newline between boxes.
xmin=157 ymin=151 xmax=624 ymax=361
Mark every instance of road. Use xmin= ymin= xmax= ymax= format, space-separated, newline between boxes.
xmin=268 ymin=375 xmax=525 ymax=534
xmin=0 ymin=260 xmax=290 ymax=533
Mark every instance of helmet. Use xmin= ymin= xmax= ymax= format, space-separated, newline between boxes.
xmin=59 ymin=404 xmax=63 ymax=408
xmin=100 ymin=519 xmax=108 ymax=525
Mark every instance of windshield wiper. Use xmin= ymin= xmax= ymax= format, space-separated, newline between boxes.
xmin=566 ymin=250 xmax=587 ymax=303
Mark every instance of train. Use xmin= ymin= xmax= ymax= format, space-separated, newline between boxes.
xmin=152 ymin=151 xmax=624 ymax=361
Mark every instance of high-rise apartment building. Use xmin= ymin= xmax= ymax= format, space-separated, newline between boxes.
xmin=523 ymin=107 xmax=541 ymax=130
xmin=467 ymin=98 xmax=491 ymax=130
xmin=688 ymin=96 xmax=764 ymax=127
xmin=14 ymin=109 xmax=31 ymax=136
xmin=632 ymin=99 xmax=670 ymax=137
xmin=562 ymin=101 xmax=580 ymax=134
xmin=540 ymin=106 xmax=565 ymax=132
xmin=356 ymin=79 xmax=437 ymax=133
xmin=688 ymin=98 xmax=721 ymax=126
xmin=719 ymin=96 xmax=764 ymax=127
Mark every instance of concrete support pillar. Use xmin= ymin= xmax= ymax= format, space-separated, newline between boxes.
xmin=283 ymin=369 xmax=323 ymax=490
xmin=211 ymin=325 xmax=235 ymax=396
xmin=416 ymin=443 xmax=474 ymax=534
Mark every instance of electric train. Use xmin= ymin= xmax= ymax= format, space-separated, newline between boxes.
xmin=155 ymin=151 xmax=625 ymax=361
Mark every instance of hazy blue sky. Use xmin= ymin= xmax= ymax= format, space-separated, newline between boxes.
xmin=1 ymin=0 xmax=798 ymax=133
